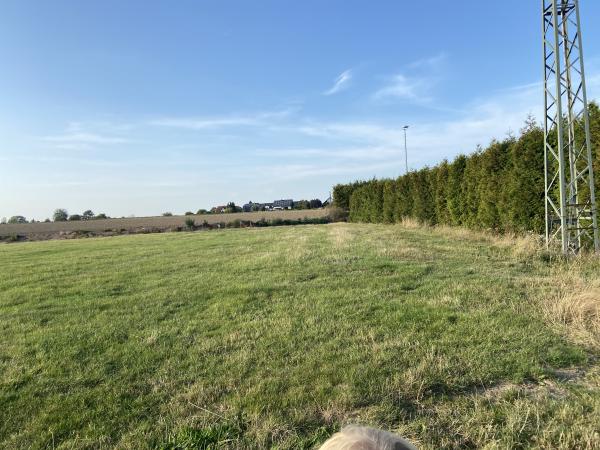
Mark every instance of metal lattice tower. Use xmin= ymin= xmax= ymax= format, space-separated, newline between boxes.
xmin=543 ymin=0 xmax=599 ymax=255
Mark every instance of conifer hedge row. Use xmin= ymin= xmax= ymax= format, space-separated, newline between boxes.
xmin=333 ymin=104 xmax=600 ymax=234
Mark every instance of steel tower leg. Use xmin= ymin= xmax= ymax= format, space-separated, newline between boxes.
xmin=543 ymin=0 xmax=599 ymax=255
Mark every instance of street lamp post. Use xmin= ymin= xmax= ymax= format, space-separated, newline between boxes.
xmin=403 ymin=125 xmax=409 ymax=175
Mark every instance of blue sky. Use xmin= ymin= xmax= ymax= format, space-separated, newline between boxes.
xmin=2 ymin=0 xmax=600 ymax=219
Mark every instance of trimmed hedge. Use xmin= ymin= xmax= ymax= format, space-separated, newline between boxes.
xmin=333 ymin=104 xmax=600 ymax=234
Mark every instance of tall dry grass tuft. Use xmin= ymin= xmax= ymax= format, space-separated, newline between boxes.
xmin=398 ymin=217 xmax=425 ymax=229
xmin=491 ymin=232 xmax=543 ymax=258
xmin=434 ymin=224 xmax=484 ymax=242
xmin=545 ymin=284 xmax=600 ymax=349
xmin=410 ymin=220 xmax=543 ymax=259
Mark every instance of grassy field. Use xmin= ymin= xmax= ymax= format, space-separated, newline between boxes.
xmin=1 ymin=223 xmax=599 ymax=449
xmin=0 ymin=209 xmax=329 ymax=237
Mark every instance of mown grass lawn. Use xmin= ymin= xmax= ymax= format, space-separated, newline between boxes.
xmin=1 ymin=223 xmax=599 ymax=449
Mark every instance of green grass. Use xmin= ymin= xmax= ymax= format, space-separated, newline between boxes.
xmin=1 ymin=224 xmax=599 ymax=449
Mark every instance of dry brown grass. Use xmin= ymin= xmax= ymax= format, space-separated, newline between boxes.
xmin=393 ymin=219 xmax=600 ymax=349
xmin=490 ymin=232 xmax=543 ymax=258
xmin=398 ymin=217 xmax=425 ymax=229
xmin=396 ymin=219 xmax=543 ymax=259
xmin=545 ymin=283 xmax=600 ymax=349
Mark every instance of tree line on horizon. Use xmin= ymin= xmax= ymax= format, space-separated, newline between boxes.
xmin=333 ymin=103 xmax=600 ymax=235
xmin=1 ymin=198 xmax=329 ymax=225
xmin=1 ymin=209 xmax=107 ymax=225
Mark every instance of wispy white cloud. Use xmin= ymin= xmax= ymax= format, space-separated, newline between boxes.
xmin=324 ymin=69 xmax=353 ymax=96
xmin=42 ymin=133 xmax=130 ymax=146
xmin=280 ymin=78 xmax=546 ymax=172
xmin=255 ymin=146 xmax=402 ymax=161
xmin=238 ymin=161 xmax=404 ymax=181
xmin=407 ymin=52 xmax=447 ymax=70
xmin=39 ymin=121 xmax=132 ymax=150
xmin=373 ymin=53 xmax=447 ymax=105
xmin=372 ymin=74 xmax=432 ymax=102
xmin=150 ymin=110 xmax=293 ymax=130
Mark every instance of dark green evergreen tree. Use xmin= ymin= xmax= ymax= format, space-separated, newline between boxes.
xmin=506 ymin=117 xmax=545 ymax=233
xmin=447 ymin=155 xmax=467 ymax=226
xmin=435 ymin=160 xmax=450 ymax=225
xmin=382 ymin=180 xmax=397 ymax=224
xmin=462 ymin=149 xmax=483 ymax=228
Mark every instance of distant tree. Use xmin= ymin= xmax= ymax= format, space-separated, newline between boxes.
xmin=196 ymin=209 xmax=209 ymax=215
xmin=96 ymin=213 xmax=108 ymax=219
xmin=184 ymin=211 xmax=194 ymax=216
xmin=8 ymin=216 xmax=27 ymax=224
xmin=0 ymin=217 xmax=6 ymax=224
xmin=44 ymin=218 xmax=51 ymax=223
xmin=53 ymin=209 xmax=69 ymax=222
xmin=162 ymin=212 xmax=173 ymax=217
xmin=294 ymin=200 xmax=310 ymax=210
xmin=225 ymin=202 xmax=241 ymax=213
xmin=82 ymin=210 xmax=95 ymax=220
xmin=309 ymin=199 xmax=323 ymax=209
xmin=68 ymin=214 xmax=81 ymax=221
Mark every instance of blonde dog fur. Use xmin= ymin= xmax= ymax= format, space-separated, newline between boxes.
xmin=319 ymin=426 xmax=417 ymax=450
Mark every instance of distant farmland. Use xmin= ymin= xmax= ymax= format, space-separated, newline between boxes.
xmin=0 ymin=209 xmax=329 ymax=240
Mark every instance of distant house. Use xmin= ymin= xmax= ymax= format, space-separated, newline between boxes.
xmin=273 ymin=199 xmax=294 ymax=210
xmin=241 ymin=200 xmax=294 ymax=212
xmin=211 ymin=205 xmax=227 ymax=214
xmin=244 ymin=202 xmax=270 ymax=212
